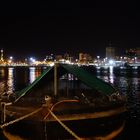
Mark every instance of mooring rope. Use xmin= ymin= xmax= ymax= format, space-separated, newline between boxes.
xmin=43 ymin=99 xmax=81 ymax=140
xmin=0 ymin=107 xmax=42 ymax=129
xmin=43 ymin=99 xmax=79 ymax=120
xmin=48 ymin=109 xmax=81 ymax=140
xmin=0 ymin=99 xmax=81 ymax=140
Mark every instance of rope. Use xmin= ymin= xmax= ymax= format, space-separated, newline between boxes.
xmin=43 ymin=100 xmax=81 ymax=139
xmin=0 ymin=107 xmax=42 ymax=129
xmin=48 ymin=109 xmax=81 ymax=140
xmin=44 ymin=99 xmax=79 ymax=120
xmin=1 ymin=99 xmax=81 ymax=140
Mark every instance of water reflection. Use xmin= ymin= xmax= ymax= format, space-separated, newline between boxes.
xmin=0 ymin=68 xmax=15 ymax=94
xmin=0 ymin=68 xmax=5 ymax=94
xmin=0 ymin=68 xmax=5 ymax=77
xmin=109 ymin=66 xmax=114 ymax=84
xmin=29 ymin=67 xmax=36 ymax=83
xmin=131 ymin=78 xmax=140 ymax=91
xmin=7 ymin=67 xmax=14 ymax=93
xmin=29 ymin=67 xmax=42 ymax=83
xmin=0 ymin=67 xmax=43 ymax=95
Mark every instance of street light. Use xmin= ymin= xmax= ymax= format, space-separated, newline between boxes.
xmin=109 ymin=59 xmax=115 ymax=65
xmin=8 ymin=56 xmax=13 ymax=64
xmin=29 ymin=57 xmax=36 ymax=65
xmin=135 ymin=57 xmax=137 ymax=63
xmin=97 ymin=56 xmax=100 ymax=66
xmin=10 ymin=56 xmax=13 ymax=60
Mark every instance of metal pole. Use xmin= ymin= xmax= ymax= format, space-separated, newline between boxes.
xmin=1 ymin=102 xmax=6 ymax=124
xmin=1 ymin=102 xmax=12 ymax=124
xmin=66 ymin=73 xmax=69 ymax=96
xmin=54 ymin=63 xmax=58 ymax=97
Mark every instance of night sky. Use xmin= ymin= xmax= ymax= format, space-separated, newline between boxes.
xmin=0 ymin=1 xmax=140 ymax=59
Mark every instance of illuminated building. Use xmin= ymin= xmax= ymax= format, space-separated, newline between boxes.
xmin=106 ymin=47 xmax=115 ymax=60
xmin=125 ymin=49 xmax=136 ymax=58
xmin=79 ymin=53 xmax=92 ymax=63
xmin=55 ymin=55 xmax=63 ymax=61
xmin=79 ymin=53 xmax=84 ymax=61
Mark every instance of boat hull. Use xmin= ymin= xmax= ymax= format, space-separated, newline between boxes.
xmin=3 ymin=106 xmax=126 ymax=140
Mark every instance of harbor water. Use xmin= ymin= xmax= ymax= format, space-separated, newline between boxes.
xmin=0 ymin=66 xmax=140 ymax=140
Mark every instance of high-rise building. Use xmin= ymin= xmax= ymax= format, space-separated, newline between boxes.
xmin=106 ymin=46 xmax=115 ymax=59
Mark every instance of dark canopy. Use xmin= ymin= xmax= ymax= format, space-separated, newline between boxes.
xmin=14 ymin=64 xmax=116 ymax=103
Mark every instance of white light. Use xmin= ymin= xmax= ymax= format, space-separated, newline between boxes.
xmin=65 ymin=60 xmax=70 ymax=64
xmin=8 ymin=60 xmax=12 ymax=63
xmin=29 ymin=57 xmax=36 ymax=63
xmin=49 ymin=62 xmax=54 ymax=67
xmin=32 ymin=59 xmax=36 ymax=63
xmin=109 ymin=59 xmax=114 ymax=65
xmin=30 ymin=57 xmax=33 ymax=61
xmin=10 ymin=56 xmax=13 ymax=60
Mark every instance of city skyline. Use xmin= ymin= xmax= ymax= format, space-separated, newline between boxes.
xmin=0 ymin=1 xmax=140 ymax=58
xmin=1 ymin=47 xmax=140 ymax=63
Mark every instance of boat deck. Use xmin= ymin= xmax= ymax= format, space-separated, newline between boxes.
xmin=5 ymin=100 xmax=126 ymax=123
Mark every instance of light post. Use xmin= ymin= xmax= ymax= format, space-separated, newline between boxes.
xmin=135 ymin=57 xmax=137 ymax=63
xmin=8 ymin=56 xmax=13 ymax=65
xmin=97 ymin=56 xmax=100 ymax=66
xmin=29 ymin=57 xmax=36 ymax=65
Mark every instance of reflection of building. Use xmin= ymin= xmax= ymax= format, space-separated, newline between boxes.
xmin=106 ymin=47 xmax=115 ymax=59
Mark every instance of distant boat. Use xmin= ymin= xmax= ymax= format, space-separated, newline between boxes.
xmin=0 ymin=63 xmax=127 ymax=140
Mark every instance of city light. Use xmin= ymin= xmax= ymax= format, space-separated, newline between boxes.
xmin=10 ymin=56 xmax=13 ymax=60
xmin=0 ymin=48 xmax=140 ymax=67
xmin=109 ymin=59 xmax=115 ymax=65
xmin=30 ymin=57 xmax=36 ymax=63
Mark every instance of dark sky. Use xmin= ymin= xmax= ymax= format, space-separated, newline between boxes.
xmin=0 ymin=1 xmax=140 ymax=59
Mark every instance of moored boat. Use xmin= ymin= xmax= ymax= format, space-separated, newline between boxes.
xmin=0 ymin=63 xmax=127 ymax=140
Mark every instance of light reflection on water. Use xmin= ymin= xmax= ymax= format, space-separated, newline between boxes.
xmin=29 ymin=67 xmax=36 ymax=83
xmin=109 ymin=66 xmax=114 ymax=84
xmin=96 ymin=67 xmax=140 ymax=125
xmin=0 ymin=68 xmax=5 ymax=94
xmin=29 ymin=67 xmax=42 ymax=84
xmin=7 ymin=68 xmax=14 ymax=93
xmin=0 ymin=68 xmax=15 ymax=94
xmin=0 ymin=67 xmax=42 ymax=95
